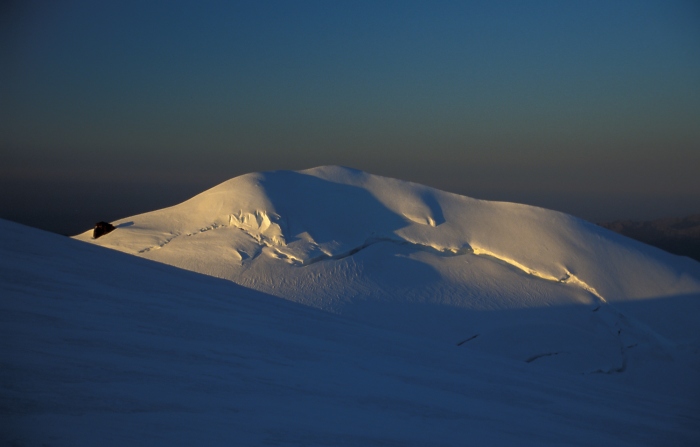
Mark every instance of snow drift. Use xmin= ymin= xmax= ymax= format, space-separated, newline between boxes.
xmin=74 ymin=166 xmax=700 ymax=379
xmin=5 ymin=218 xmax=699 ymax=445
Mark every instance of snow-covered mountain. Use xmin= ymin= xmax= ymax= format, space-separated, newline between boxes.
xmin=3 ymin=218 xmax=699 ymax=446
xmin=4 ymin=165 xmax=700 ymax=445
xmin=74 ymin=166 xmax=700 ymax=383
xmin=600 ymin=214 xmax=700 ymax=261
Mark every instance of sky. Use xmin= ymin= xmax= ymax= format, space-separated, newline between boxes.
xmin=1 ymin=0 xmax=699 ymax=235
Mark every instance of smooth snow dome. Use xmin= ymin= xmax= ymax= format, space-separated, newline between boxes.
xmin=74 ymin=166 xmax=700 ymax=384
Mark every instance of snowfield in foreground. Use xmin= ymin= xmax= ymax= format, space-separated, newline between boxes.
xmin=2 ymin=218 xmax=699 ymax=446
xmin=3 ymin=166 xmax=699 ymax=445
xmin=74 ymin=166 xmax=700 ymax=383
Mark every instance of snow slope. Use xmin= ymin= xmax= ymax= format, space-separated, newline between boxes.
xmin=3 ymin=218 xmax=700 ymax=446
xmin=71 ymin=166 xmax=700 ymax=385
xmin=74 ymin=166 xmax=700 ymax=381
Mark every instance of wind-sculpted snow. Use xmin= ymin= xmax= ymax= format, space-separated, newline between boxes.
xmin=74 ymin=166 xmax=700 ymax=379
xmin=5 ymin=219 xmax=700 ymax=445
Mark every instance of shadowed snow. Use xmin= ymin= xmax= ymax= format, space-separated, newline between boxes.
xmin=72 ymin=166 xmax=700 ymax=379
xmin=3 ymin=218 xmax=700 ymax=446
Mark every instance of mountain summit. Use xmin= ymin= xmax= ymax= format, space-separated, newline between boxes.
xmin=75 ymin=166 xmax=700 ymax=381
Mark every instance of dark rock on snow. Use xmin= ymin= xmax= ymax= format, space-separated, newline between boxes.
xmin=93 ymin=221 xmax=116 ymax=239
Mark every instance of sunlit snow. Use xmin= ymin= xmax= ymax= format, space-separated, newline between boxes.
xmin=75 ymin=166 xmax=700 ymax=379
xmin=2 ymin=166 xmax=699 ymax=445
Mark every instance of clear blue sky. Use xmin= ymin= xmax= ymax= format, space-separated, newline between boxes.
xmin=2 ymin=0 xmax=699 ymax=234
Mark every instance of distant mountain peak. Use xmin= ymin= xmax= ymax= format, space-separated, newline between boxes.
xmin=599 ymin=214 xmax=700 ymax=261
xmin=73 ymin=167 xmax=700 ymax=376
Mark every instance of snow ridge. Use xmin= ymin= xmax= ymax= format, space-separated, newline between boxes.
xmin=73 ymin=166 xmax=700 ymax=378
xmin=7 ymin=217 xmax=700 ymax=446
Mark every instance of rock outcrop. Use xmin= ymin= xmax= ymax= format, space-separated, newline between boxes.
xmin=93 ymin=221 xmax=115 ymax=239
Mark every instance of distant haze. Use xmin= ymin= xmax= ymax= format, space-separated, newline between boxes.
xmin=2 ymin=1 xmax=699 ymax=234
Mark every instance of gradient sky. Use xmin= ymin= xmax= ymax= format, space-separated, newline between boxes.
xmin=2 ymin=0 xmax=699 ymax=235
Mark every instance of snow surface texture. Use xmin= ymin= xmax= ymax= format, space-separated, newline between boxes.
xmin=3 ymin=218 xmax=699 ymax=446
xmin=75 ymin=166 xmax=700 ymax=382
